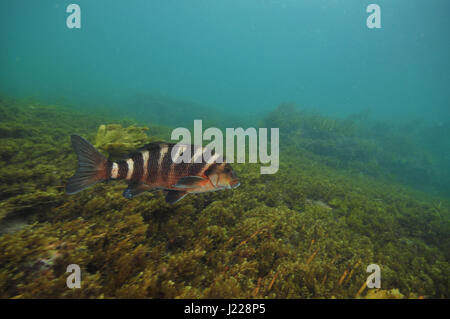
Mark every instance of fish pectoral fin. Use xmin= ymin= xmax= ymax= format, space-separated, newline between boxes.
xmin=123 ymin=183 xmax=154 ymax=199
xmin=164 ymin=190 xmax=187 ymax=204
xmin=172 ymin=176 xmax=207 ymax=189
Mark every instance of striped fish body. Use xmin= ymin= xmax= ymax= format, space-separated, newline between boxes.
xmin=66 ymin=136 xmax=239 ymax=204
xmin=110 ymin=143 xmax=221 ymax=190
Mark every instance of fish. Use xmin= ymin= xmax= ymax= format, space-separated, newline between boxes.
xmin=65 ymin=135 xmax=240 ymax=204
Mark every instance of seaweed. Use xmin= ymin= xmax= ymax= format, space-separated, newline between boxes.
xmin=95 ymin=124 xmax=151 ymax=158
xmin=0 ymin=96 xmax=449 ymax=298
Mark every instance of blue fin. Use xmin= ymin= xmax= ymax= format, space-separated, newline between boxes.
xmin=172 ymin=176 xmax=206 ymax=189
xmin=165 ymin=190 xmax=187 ymax=204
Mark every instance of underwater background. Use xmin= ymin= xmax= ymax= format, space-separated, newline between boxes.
xmin=0 ymin=0 xmax=449 ymax=298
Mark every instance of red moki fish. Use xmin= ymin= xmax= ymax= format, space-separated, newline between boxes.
xmin=66 ymin=135 xmax=240 ymax=204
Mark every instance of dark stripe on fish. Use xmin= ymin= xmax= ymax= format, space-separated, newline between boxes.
xmin=147 ymin=144 xmax=161 ymax=184
xmin=105 ymin=160 xmax=113 ymax=179
xmin=131 ymin=152 xmax=143 ymax=181
xmin=189 ymin=162 xmax=207 ymax=176
xmin=174 ymin=162 xmax=192 ymax=176
xmin=118 ymin=160 xmax=128 ymax=179
xmin=161 ymin=146 xmax=174 ymax=178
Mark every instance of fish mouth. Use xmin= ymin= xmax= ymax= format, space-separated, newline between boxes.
xmin=230 ymin=180 xmax=240 ymax=189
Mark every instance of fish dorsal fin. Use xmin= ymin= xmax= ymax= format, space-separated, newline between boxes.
xmin=123 ymin=182 xmax=154 ymax=199
xmin=172 ymin=176 xmax=207 ymax=189
xmin=165 ymin=190 xmax=187 ymax=204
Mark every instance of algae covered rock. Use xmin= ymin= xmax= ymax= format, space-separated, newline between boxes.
xmin=95 ymin=124 xmax=151 ymax=158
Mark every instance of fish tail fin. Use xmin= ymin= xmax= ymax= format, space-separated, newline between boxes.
xmin=66 ymin=135 xmax=109 ymax=195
